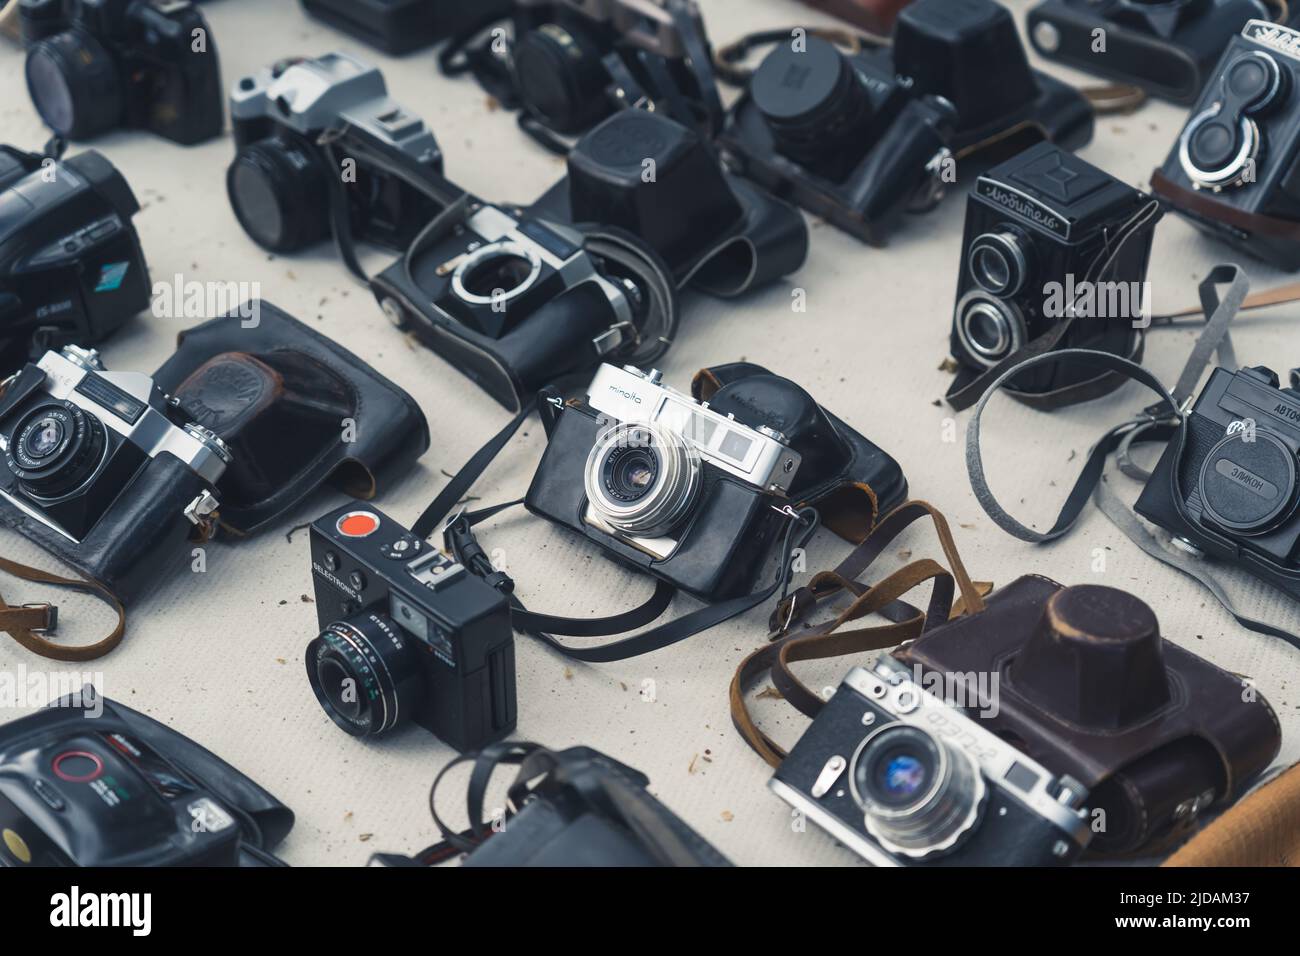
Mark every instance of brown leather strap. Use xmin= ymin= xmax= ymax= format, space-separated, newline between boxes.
xmin=1154 ymin=278 xmax=1300 ymax=321
xmin=0 ymin=555 xmax=125 ymax=661
xmin=1151 ymin=169 xmax=1300 ymax=243
xmin=731 ymin=500 xmax=990 ymax=767
xmin=1163 ymin=762 xmax=1300 ymax=867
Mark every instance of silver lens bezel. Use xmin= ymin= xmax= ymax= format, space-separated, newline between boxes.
xmin=955 ymin=292 xmax=1025 ymax=367
xmin=584 ymin=421 xmax=702 ymax=538
xmin=450 ymin=241 xmax=543 ymax=308
xmin=967 ymin=231 xmax=1028 ymax=297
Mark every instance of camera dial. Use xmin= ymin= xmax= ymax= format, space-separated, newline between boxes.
xmin=5 ymin=400 xmax=107 ymax=499
xmin=955 ymin=290 xmax=1025 ymax=367
xmin=306 ymin=611 xmax=423 ymax=738
xmin=1197 ymin=429 xmax=1299 ymax=535
xmin=584 ymin=422 xmax=701 ymax=538
xmin=850 ymin=722 xmax=986 ymax=859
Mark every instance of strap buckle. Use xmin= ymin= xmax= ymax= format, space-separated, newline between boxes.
xmin=23 ymin=602 xmax=58 ymax=634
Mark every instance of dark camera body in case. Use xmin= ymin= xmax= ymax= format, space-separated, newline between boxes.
xmin=1152 ymin=19 xmax=1300 ymax=270
xmin=1027 ymin=0 xmax=1268 ymax=104
xmin=300 ymin=0 xmax=512 ymax=55
xmin=1136 ymin=365 xmax=1300 ymax=603
xmin=0 ymin=694 xmax=293 ymax=867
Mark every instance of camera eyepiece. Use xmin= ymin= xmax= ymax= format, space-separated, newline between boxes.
xmin=306 ymin=612 xmax=423 ymax=738
xmin=850 ymin=723 xmax=985 ymax=859
xmin=584 ymin=422 xmax=701 ymax=538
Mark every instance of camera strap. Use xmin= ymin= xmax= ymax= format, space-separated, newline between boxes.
xmin=730 ymin=501 xmax=990 ymax=767
xmin=0 ymin=555 xmax=124 ymax=661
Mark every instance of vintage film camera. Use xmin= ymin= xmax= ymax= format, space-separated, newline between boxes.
xmin=20 ymin=0 xmax=223 ymax=145
xmin=1136 ymin=364 xmax=1300 ymax=603
xmin=0 ymin=144 xmax=150 ymax=370
xmin=720 ymin=0 xmax=1093 ymax=244
xmin=299 ymin=0 xmax=513 ymax=55
xmin=371 ymin=199 xmax=675 ymax=412
xmin=0 ymin=694 xmax=294 ymax=867
xmin=1151 ymin=19 xmax=1300 ymax=270
xmin=948 ymin=142 xmax=1162 ymax=404
xmin=0 ymin=346 xmax=231 ymax=600
xmin=771 ymin=658 xmax=1093 ymax=866
xmin=527 ymin=364 xmax=811 ymax=602
xmin=306 ymin=501 xmax=517 ymax=753
xmin=228 ymin=52 xmax=445 ymax=255
xmin=1027 ymin=0 xmax=1269 ymax=103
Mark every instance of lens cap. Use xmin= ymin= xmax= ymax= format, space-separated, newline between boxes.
xmin=750 ymin=36 xmax=850 ymax=130
xmin=1199 ymin=430 xmax=1299 ymax=534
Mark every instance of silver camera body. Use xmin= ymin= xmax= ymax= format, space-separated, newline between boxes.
xmin=580 ymin=364 xmax=802 ymax=559
xmin=770 ymin=658 xmax=1093 ymax=866
xmin=229 ymin=52 xmax=441 ymax=167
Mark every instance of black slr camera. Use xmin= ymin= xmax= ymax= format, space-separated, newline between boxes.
xmin=300 ymin=0 xmax=512 ymax=55
xmin=948 ymin=142 xmax=1161 ymax=405
xmin=720 ymin=0 xmax=1094 ymax=244
xmin=1152 ymin=19 xmax=1300 ymax=270
xmin=1027 ymin=0 xmax=1269 ymax=103
xmin=228 ymin=52 xmax=446 ymax=255
xmin=771 ymin=658 xmax=1092 ymax=866
xmin=528 ymin=364 xmax=830 ymax=602
xmin=306 ymin=501 xmax=517 ymax=753
xmin=0 ymin=144 xmax=149 ymax=370
xmin=20 ymin=0 xmax=223 ymax=145
xmin=0 ymin=345 xmax=231 ymax=599
xmin=1136 ymin=364 xmax=1300 ymax=602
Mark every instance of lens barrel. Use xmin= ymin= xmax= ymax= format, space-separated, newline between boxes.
xmin=306 ymin=612 xmax=422 ymax=738
xmin=584 ymin=422 xmax=701 ymax=538
xmin=6 ymin=401 xmax=107 ymax=499
xmin=25 ymin=29 xmax=123 ymax=140
xmin=227 ymin=136 xmax=332 ymax=252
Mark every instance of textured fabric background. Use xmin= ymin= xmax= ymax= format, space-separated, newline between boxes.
xmin=1 ymin=0 xmax=1298 ymax=867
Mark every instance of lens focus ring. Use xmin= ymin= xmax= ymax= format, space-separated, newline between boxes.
xmin=305 ymin=612 xmax=421 ymax=738
xmin=584 ymin=422 xmax=702 ymax=538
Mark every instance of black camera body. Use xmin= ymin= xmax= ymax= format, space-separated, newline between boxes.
xmin=1136 ymin=365 xmax=1300 ymax=602
xmin=0 ymin=145 xmax=150 ymax=370
xmin=228 ymin=52 xmax=445 ymax=255
xmin=300 ymin=0 xmax=513 ymax=55
xmin=306 ymin=501 xmax=517 ymax=753
xmin=21 ymin=0 xmax=223 ymax=145
xmin=1152 ymin=19 xmax=1300 ymax=270
xmin=950 ymin=142 xmax=1161 ymax=396
xmin=527 ymin=364 xmax=809 ymax=602
xmin=0 ymin=346 xmax=231 ymax=601
xmin=720 ymin=0 xmax=1093 ymax=244
xmin=771 ymin=659 xmax=1092 ymax=866
xmin=0 ymin=694 xmax=294 ymax=867
xmin=1027 ymin=0 xmax=1268 ymax=103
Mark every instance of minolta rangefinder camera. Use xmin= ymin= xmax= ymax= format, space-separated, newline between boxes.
xmin=0 ymin=693 xmax=294 ymax=867
xmin=1027 ymin=0 xmax=1268 ymax=103
xmin=300 ymin=0 xmax=512 ymax=55
xmin=20 ymin=0 xmax=223 ymax=145
xmin=1136 ymin=364 xmax=1300 ymax=602
xmin=949 ymin=142 xmax=1161 ymax=400
xmin=306 ymin=501 xmax=516 ymax=753
xmin=0 ymin=144 xmax=150 ymax=370
xmin=0 ymin=345 xmax=231 ymax=598
xmin=1152 ymin=19 xmax=1300 ymax=269
xmin=526 ymin=363 xmax=806 ymax=602
xmin=771 ymin=658 xmax=1092 ymax=867
xmin=228 ymin=52 xmax=444 ymax=254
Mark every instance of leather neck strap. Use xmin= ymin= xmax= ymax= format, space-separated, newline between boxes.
xmin=0 ymin=555 xmax=125 ymax=661
xmin=730 ymin=501 xmax=989 ymax=767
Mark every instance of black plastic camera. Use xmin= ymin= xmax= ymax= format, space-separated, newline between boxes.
xmin=770 ymin=658 xmax=1093 ymax=866
xmin=0 ymin=345 xmax=231 ymax=600
xmin=300 ymin=0 xmax=512 ymax=55
xmin=454 ymin=0 xmax=723 ymax=146
xmin=1135 ymin=364 xmax=1300 ymax=603
xmin=306 ymin=500 xmax=517 ymax=753
xmin=0 ymin=144 xmax=150 ymax=371
xmin=1027 ymin=0 xmax=1269 ymax=103
xmin=948 ymin=142 xmax=1162 ymax=406
xmin=371 ymin=197 xmax=676 ymax=413
xmin=1151 ymin=19 xmax=1300 ymax=270
xmin=227 ymin=52 xmax=446 ymax=255
xmin=0 ymin=693 xmax=294 ymax=867
xmin=719 ymin=0 xmax=1094 ymax=244
xmin=20 ymin=0 xmax=223 ymax=145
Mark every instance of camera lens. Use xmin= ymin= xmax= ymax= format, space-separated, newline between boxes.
xmin=584 ymin=422 xmax=701 ymax=538
xmin=850 ymin=723 xmax=985 ymax=859
xmin=1197 ymin=430 xmax=1299 ymax=535
xmin=306 ymin=612 xmax=423 ymax=738
xmin=25 ymin=31 xmax=123 ymax=140
xmin=968 ymin=230 xmax=1029 ymax=297
xmin=450 ymin=242 xmax=542 ymax=306
xmin=513 ymin=22 xmax=612 ymax=133
xmin=5 ymin=401 xmax=107 ymax=499
xmin=750 ymin=36 xmax=870 ymax=161
xmin=227 ymin=136 xmax=332 ymax=253
xmin=956 ymin=292 xmax=1024 ymax=367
